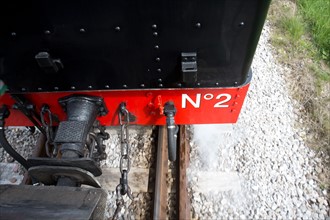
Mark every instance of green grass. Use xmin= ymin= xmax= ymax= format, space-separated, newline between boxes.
xmin=268 ymin=0 xmax=330 ymax=155
xmin=281 ymin=16 xmax=304 ymax=44
xmin=298 ymin=0 xmax=330 ymax=62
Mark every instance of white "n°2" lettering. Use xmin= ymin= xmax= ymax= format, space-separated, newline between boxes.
xmin=182 ymin=93 xmax=232 ymax=108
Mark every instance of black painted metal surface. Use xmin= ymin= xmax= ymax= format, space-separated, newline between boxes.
xmin=0 ymin=185 xmax=107 ymax=220
xmin=0 ymin=0 xmax=271 ymax=92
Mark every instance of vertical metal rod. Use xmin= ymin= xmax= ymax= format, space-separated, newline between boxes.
xmin=153 ymin=126 xmax=168 ymax=220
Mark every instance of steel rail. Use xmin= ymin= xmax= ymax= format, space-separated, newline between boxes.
xmin=153 ymin=126 xmax=168 ymax=220
xmin=153 ymin=125 xmax=191 ymax=220
xmin=177 ymin=125 xmax=191 ymax=220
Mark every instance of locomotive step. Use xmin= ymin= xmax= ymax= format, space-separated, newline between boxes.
xmin=0 ymin=184 xmax=107 ymax=220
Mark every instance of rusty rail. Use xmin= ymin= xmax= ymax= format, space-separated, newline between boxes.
xmin=153 ymin=125 xmax=191 ymax=220
xmin=177 ymin=125 xmax=191 ymax=220
xmin=153 ymin=126 xmax=168 ymax=220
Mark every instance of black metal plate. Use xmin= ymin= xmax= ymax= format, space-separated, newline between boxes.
xmin=0 ymin=185 xmax=107 ymax=220
xmin=27 ymin=157 xmax=102 ymax=176
xmin=0 ymin=0 xmax=270 ymax=92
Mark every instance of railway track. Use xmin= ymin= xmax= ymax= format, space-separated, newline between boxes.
xmin=153 ymin=125 xmax=191 ymax=220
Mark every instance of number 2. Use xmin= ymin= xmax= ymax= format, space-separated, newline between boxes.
xmin=213 ymin=94 xmax=231 ymax=108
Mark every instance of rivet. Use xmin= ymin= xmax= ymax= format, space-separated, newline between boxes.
xmin=140 ymin=84 xmax=145 ymax=88
xmin=158 ymin=78 xmax=162 ymax=82
xmin=80 ymin=28 xmax=86 ymax=33
xmin=88 ymin=85 xmax=93 ymax=89
xmin=156 ymin=57 xmax=160 ymax=62
xmin=152 ymin=24 xmax=157 ymax=29
xmin=37 ymin=88 xmax=42 ymax=91
xmin=21 ymin=88 xmax=26 ymax=91
xmin=153 ymin=32 xmax=158 ymax=36
xmin=196 ymin=23 xmax=201 ymax=28
xmin=157 ymin=68 xmax=161 ymax=73
xmin=123 ymin=84 xmax=127 ymax=88
xmin=215 ymin=82 xmax=219 ymax=86
xmin=11 ymin=32 xmax=17 ymax=37
xmin=154 ymin=45 xmax=159 ymax=49
xmin=196 ymin=82 xmax=200 ymax=86
xmin=71 ymin=86 xmax=75 ymax=90
xmin=44 ymin=30 xmax=51 ymax=35
xmin=177 ymin=83 xmax=182 ymax=87
xmin=239 ymin=22 xmax=245 ymax=26
xmin=159 ymin=84 xmax=163 ymax=87
xmin=105 ymin=85 xmax=110 ymax=89
xmin=234 ymin=82 xmax=238 ymax=85
xmin=115 ymin=26 xmax=121 ymax=32
xmin=54 ymin=87 xmax=59 ymax=90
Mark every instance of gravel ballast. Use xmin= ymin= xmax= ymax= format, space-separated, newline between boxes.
xmin=188 ymin=23 xmax=329 ymax=219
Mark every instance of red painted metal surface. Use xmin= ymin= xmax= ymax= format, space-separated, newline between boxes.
xmin=0 ymin=85 xmax=249 ymax=126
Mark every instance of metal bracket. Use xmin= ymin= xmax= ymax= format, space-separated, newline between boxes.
xmin=181 ymin=52 xmax=197 ymax=84
xmin=119 ymin=102 xmax=136 ymax=123
xmin=11 ymin=95 xmax=46 ymax=136
xmin=35 ymin=52 xmax=64 ymax=73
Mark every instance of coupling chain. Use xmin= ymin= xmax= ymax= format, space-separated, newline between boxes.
xmin=40 ymin=105 xmax=55 ymax=157
xmin=112 ymin=103 xmax=134 ymax=220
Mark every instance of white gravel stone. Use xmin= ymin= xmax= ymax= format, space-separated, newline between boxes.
xmin=187 ymin=22 xmax=330 ymax=220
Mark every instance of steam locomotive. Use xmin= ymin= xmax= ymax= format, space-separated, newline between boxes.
xmin=0 ymin=0 xmax=271 ymax=219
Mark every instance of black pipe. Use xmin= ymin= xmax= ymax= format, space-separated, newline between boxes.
xmin=164 ymin=102 xmax=178 ymax=161
xmin=0 ymin=105 xmax=31 ymax=170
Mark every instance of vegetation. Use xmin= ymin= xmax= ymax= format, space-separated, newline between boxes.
xmin=298 ymin=0 xmax=330 ymax=62
xmin=268 ymin=0 xmax=329 ymax=189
